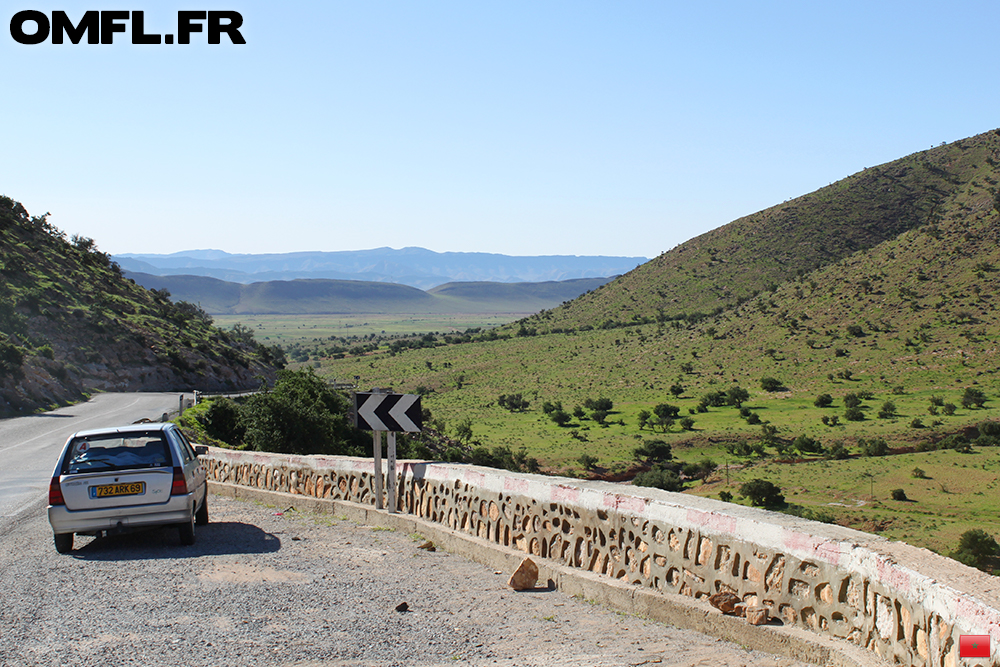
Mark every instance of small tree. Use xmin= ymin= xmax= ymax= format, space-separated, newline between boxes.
xmin=632 ymin=468 xmax=684 ymax=492
xmin=814 ymin=393 xmax=833 ymax=408
xmin=633 ymin=439 xmax=673 ymax=463
xmin=669 ymin=383 xmax=685 ymax=398
xmin=962 ymin=387 xmax=987 ymax=409
xmin=890 ymin=488 xmax=907 ymax=501
xmin=844 ymin=406 xmax=865 ymax=421
xmin=952 ymin=529 xmax=1000 ymax=571
xmin=578 ymin=454 xmax=599 ymax=470
xmin=792 ymin=435 xmax=823 ymax=455
xmin=739 ymin=479 xmax=785 ymax=508
xmin=454 ymin=418 xmax=474 ymax=443
xmin=726 ymin=386 xmax=750 ymax=407
xmin=878 ymin=401 xmax=896 ymax=419
xmin=859 ymin=436 xmax=889 ymax=457
xmin=760 ymin=377 xmax=784 ymax=392
xmin=550 ymin=409 xmax=572 ymax=427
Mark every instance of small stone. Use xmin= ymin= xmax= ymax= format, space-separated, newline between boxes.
xmin=508 ymin=557 xmax=539 ymax=591
xmin=395 ymin=602 xmax=409 ymax=612
xmin=745 ymin=606 xmax=769 ymax=626
xmin=708 ymin=591 xmax=742 ymax=615
xmin=418 ymin=541 xmax=436 ymax=551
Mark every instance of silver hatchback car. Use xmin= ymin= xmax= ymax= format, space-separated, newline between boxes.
xmin=47 ymin=423 xmax=209 ymax=553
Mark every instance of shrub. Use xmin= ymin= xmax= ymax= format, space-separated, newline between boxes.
xmin=632 ymin=469 xmax=684 ymax=492
xmin=843 ymin=393 xmax=862 ymax=408
xmin=846 ymin=324 xmax=864 ymax=337
xmin=911 ymin=467 xmax=927 ymax=479
xmin=859 ymin=436 xmax=889 ymax=457
xmin=962 ymin=387 xmax=987 ymax=409
xmin=942 ymin=403 xmax=957 ymax=415
xmin=739 ymin=479 xmax=786 ymax=508
xmin=201 ymin=397 xmax=245 ymax=445
xmin=679 ymin=417 xmax=695 ymax=431
xmin=814 ymin=393 xmax=834 ymax=408
xmin=825 ymin=441 xmax=850 ymax=460
xmin=877 ymin=401 xmax=896 ymax=418
xmin=725 ymin=386 xmax=750 ymax=407
xmin=550 ymin=409 xmax=572 ymax=426
xmin=890 ymin=488 xmax=907 ymax=501
xmin=978 ymin=420 xmax=1000 ymax=437
xmin=577 ymin=454 xmax=599 ymax=470
xmin=725 ymin=439 xmax=766 ymax=458
xmin=497 ymin=393 xmax=529 ymax=412
xmin=633 ymin=439 xmax=672 ymax=463
xmin=682 ymin=457 xmax=716 ymax=480
xmin=760 ymin=377 xmax=784 ymax=392
xmin=844 ymin=406 xmax=865 ymax=421
xmin=951 ymin=529 xmax=1000 ymax=571
xmin=583 ymin=397 xmax=613 ymax=412
xmin=910 ymin=418 xmax=924 ymax=429
xmin=240 ymin=368 xmax=364 ymax=456
xmin=792 ymin=434 xmax=823 ymax=455
xmin=718 ymin=491 xmax=733 ymax=502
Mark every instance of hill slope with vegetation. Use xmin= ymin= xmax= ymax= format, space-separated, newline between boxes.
xmin=315 ymin=129 xmax=1000 ymax=557
xmin=526 ymin=130 xmax=1000 ymax=333
xmin=0 ymin=197 xmax=284 ymax=415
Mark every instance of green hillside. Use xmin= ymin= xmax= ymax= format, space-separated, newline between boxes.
xmin=316 ymin=129 xmax=1000 ymax=555
xmin=527 ymin=129 xmax=1000 ymax=333
xmin=0 ymin=197 xmax=283 ymax=415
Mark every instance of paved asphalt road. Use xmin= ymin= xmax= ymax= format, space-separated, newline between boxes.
xmin=0 ymin=392 xmax=184 ymax=526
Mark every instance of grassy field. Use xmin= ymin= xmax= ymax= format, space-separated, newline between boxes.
xmin=689 ymin=447 xmax=1000 ymax=557
xmin=213 ymin=313 xmax=526 ymax=343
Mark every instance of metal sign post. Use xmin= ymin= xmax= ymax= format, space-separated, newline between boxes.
xmin=353 ymin=389 xmax=421 ymax=514
xmin=372 ymin=429 xmax=383 ymax=510
xmin=387 ymin=431 xmax=397 ymax=513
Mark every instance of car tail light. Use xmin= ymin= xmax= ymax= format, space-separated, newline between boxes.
xmin=171 ymin=467 xmax=188 ymax=496
xmin=49 ymin=476 xmax=65 ymax=506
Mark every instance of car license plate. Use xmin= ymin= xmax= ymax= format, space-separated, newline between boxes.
xmin=90 ymin=482 xmax=145 ymax=499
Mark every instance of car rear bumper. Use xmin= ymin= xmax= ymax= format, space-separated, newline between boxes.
xmin=48 ymin=492 xmax=195 ymax=535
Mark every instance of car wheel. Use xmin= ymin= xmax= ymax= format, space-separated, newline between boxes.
xmin=54 ymin=532 xmax=74 ymax=554
xmin=195 ymin=493 xmax=209 ymax=526
xmin=179 ymin=513 xmax=196 ymax=546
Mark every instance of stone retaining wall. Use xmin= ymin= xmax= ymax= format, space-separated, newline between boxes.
xmin=203 ymin=449 xmax=999 ymax=667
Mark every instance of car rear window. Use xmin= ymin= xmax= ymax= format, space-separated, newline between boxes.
xmin=63 ymin=433 xmax=172 ymax=474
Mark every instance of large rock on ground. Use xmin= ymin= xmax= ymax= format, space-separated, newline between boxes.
xmin=508 ymin=557 xmax=539 ymax=590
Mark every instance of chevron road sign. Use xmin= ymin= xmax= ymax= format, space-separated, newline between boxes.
xmin=354 ymin=392 xmax=423 ymax=433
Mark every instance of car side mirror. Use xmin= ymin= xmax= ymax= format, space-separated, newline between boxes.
xmin=194 ymin=445 xmax=209 ymax=457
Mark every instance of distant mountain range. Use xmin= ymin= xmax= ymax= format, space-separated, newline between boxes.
xmin=113 ymin=247 xmax=648 ymax=290
xmin=124 ymin=272 xmax=615 ymax=315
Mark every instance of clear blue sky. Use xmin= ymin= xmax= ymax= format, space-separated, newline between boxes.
xmin=3 ymin=1 xmax=997 ymax=258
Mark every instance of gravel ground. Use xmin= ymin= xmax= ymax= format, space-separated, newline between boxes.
xmin=0 ymin=494 xmax=820 ymax=667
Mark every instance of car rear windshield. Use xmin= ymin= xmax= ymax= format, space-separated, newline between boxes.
xmin=63 ymin=433 xmax=172 ymax=474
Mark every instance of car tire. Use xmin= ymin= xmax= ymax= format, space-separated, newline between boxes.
xmin=54 ymin=532 xmax=74 ymax=554
xmin=195 ymin=493 xmax=209 ymax=526
xmin=179 ymin=513 xmax=196 ymax=546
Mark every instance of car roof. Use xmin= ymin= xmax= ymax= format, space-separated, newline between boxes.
xmin=71 ymin=423 xmax=175 ymax=439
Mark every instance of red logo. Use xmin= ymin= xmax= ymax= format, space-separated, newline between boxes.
xmin=959 ymin=634 xmax=990 ymax=658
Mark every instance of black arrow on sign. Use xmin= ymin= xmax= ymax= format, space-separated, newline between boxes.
xmin=355 ymin=393 xmax=422 ymax=432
